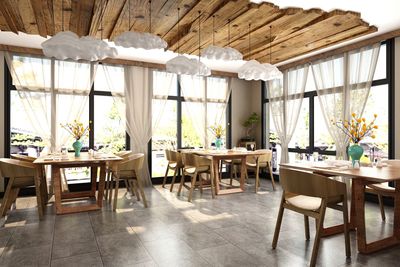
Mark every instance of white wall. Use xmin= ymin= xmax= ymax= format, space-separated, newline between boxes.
xmin=231 ymin=78 xmax=262 ymax=148
xmin=0 ymin=51 xmax=4 ymax=191
xmin=395 ymin=38 xmax=400 ymax=159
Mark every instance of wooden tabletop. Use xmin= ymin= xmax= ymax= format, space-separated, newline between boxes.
xmin=33 ymin=152 xmax=122 ymax=165
xmin=186 ymin=149 xmax=266 ymax=159
xmin=280 ymin=162 xmax=400 ymax=183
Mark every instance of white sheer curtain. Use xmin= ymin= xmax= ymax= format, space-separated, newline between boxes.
xmin=55 ymin=60 xmax=96 ymax=151
xmin=312 ymin=43 xmax=380 ymax=159
xmin=5 ymin=53 xmax=53 ymax=152
xmin=152 ymin=70 xmax=176 ymax=132
xmin=206 ymin=77 xmax=231 ymax=146
xmin=180 ymin=75 xmax=207 ymax=148
xmin=268 ymin=64 xmax=309 ymax=163
xmin=124 ymin=66 xmax=152 ymax=186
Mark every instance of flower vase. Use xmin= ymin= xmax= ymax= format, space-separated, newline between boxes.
xmin=72 ymin=139 xmax=83 ymax=157
xmin=215 ymin=138 xmax=222 ymax=150
xmin=348 ymin=143 xmax=363 ymax=167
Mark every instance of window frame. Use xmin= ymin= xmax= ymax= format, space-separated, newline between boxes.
xmin=262 ymin=40 xmax=394 ymax=160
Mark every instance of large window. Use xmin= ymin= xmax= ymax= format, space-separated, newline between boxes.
xmin=7 ymin=56 xmax=127 ymax=183
xmin=151 ymin=73 xmax=231 ymax=178
xmin=263 ymin=42 xmax=392 ymax=167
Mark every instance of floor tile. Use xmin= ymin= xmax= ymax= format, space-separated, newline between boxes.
xmin=51 ymin=251 xmax=103 ymax=267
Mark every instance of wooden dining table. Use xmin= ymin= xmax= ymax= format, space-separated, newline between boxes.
xmin=33 ymin=153 xmax=122 ymax=215
xmin=193 ymin=149 xmax=266 ymax=195
xmin=280 ymin=162 xmax=400 ymax=254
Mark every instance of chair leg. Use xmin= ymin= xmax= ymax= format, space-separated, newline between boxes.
xmin=108 ymin=176 xmax=113 ymax=204
xmin=304 ymin=215 xmax=310 ymax=241
xmin=272 ymin=194 xmax=285 ymax=249
xmin=0 ymin=178 xmax=15 ymax=217
xmin=6 ymin=188 xmax=20 ymax=212
xmin=310 ymin=201 xmax=327 ymax=267
xmin=210 ymin=172 xmax=215 ymax=199
xmin=135 ymin=175 xmax=148 ymax=208
xmin=104 ymin=170 xmax=110 ymax=200
xmin=170 ymin=168 xmax=178 ymax=192
xmin=177 ymin=172 xmax=185 ymax=196
xmin=130 ymin=179 xmax=140 ymax=201
xmin=342 ymin=196 xmax=351 ymax=258
xmin=188 ymin=172 xmax=197 ymax=202
xmin=268 ymin=162 xmax=276 ymax=191
xmin=199 ymin=174 xmax=203 ymax=195
xmin=112 ymin=174 xmax=120 ymax=211
xmin=377 ymin=194 xmax=386 ymax=221
xmin=229 ymin=164 xmax=234 ymax=185
xmin=162 ymin=167 xmax=169 ymax=188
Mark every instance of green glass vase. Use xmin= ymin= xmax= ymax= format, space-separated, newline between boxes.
xmin=348 ymin=143 xmax=363 ymax=167
xmin=215 ymin=138 xmax=222 ymax=149
xmin=72 ymin=139 xmax=83 ymax=157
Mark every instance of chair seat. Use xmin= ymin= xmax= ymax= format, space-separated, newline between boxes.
xmin=367 ymin=183 xmax=394 ymax=192
xmin=246 ymin=162 xmax=268 ymax=168
xmin=168 ymin=162 xmax=178 ymax=168
xmin=223 ymin=159 xmax=241 ymax=164
xmin=286 ymin=195 xmax=322 ymax=211
xmin=184 ymin=166 xmax=210 ymax=174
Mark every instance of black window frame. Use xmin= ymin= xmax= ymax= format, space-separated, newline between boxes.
xmin=262 ymin=40 xmax=394 ymax=161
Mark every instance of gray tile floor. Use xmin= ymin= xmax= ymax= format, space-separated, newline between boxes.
xmin=0 ymin=178 xmax=399 ymax=267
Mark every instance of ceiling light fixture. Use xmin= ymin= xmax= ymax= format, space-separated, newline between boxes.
xmin=166 ymin=9 xmax=210 ymax=76
xmin=42 ymin=0 xmax=117 ymax=61
xmin=114 ymin=0 xmax=167 ymax=50
xmin=238 ymin=24 xmax=282 ymax=81
xmin=201 ymin=17 xmax=243 ymax=61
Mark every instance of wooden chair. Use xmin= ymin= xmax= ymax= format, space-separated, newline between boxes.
xmin=272 ymin=168 xmax=350 ymax=267
xmin=162 ymin=150 xmax=184 ymax=192
xmin=245 ymin=149 xmax=276 ymax=192
xmin=110 ymin=153 xmax=148 ymax=210
xmin=365 ymin=159 xmax=400 ymax=221
xmin=177 ymin=153 xmax=215 ymax=202
xmin=0 ymin=158 xmax=45 ymax=220
xmin=105 ymin=151 xmax=133 ymax=201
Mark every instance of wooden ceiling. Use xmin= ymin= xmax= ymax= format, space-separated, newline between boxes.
xmin=0 ymin=0 xmax=377 ymax=64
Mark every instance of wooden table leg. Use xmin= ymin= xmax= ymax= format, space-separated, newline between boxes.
xmin=90 ymin=166 xmax=98 ymax=197
xmin=97 ymin=163 xmax=106 ymax=207
xmin=394 ymin=181 xmax=400 ymax=238
xmin=239 ymin=156 xmax=246 ymax=191
xmin=213 ymin=159 xmax=220 ymax=195
xmin=52 ymin=165 xmax=63 ymax=214
xmin=353 ymin=178 xmax=367 ymax=253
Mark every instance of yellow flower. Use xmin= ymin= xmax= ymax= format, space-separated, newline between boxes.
xmin=373 ymin=125 xmax=378 ymax=129
xmin=362 ymin=118 xmax=366 ymax=122
xmin=374 ymin=114 xmax=378 ymax=118
xmin=371 ymin=135 xmax=376 ymax=139
xmin=352 ymin=113 xmax=356 ymax=117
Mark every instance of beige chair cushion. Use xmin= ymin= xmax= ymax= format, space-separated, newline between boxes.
xmin=168 ymin=162 xmax=177 ymax=168
xmin=368 ymin=182 xmax=394 ymax=192
xmin=184 ymin=166 xmax=209 ymax=174
xmin=286 ymin=195 xmax=322 ymax=211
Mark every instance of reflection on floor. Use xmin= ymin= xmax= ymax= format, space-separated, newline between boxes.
xmin=0 ymin=178 xmax=398 ymax=266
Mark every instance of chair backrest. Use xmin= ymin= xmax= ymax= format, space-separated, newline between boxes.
xmin=118 ymin=153 xmax=145 ymax=172
xmin=165 ymin=149 xmax=172 ymax=161
xmin=182 ymin=152 xmax=210 ymax=168
xmin=115 ymin=150 xmax=133 ymax=158
xmin=383 ymin=159 xmax=400 ymax=167
xmin=169 ymin=150 xmax=183 ymax=166
xmin=0 ymin=158 xmax=36 ymax=178
xmin=10 ymin=154 xmax=36 ymax=162
xmin=246 ymin=149 xmax=272 ymax=164
xmin=279 ymin=168 xmax=346 ymax=198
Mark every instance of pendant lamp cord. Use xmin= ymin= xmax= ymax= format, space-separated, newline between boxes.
xmin=248 ymin=23 xmax=251 ymax=60
xmin=269 ymin=25 xmax=272 ymax=64
xmin=149 ymin=0 xmax=152 ymax=33
xmin=177 ymin=7 xmax=180 ymax=54
xmin=228 ymin=19 xmax=231 ymax=46
xmin=212 ymin=15 xmax=215 ymax=46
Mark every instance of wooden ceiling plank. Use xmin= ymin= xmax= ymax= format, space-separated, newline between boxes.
xmin=0 ymin=0 xmax=24 ymax=34
xmin=69 ymin=0 xmax=95 ymax=37
xmin=30 ymin=0 xmax=48 ymax=37
xmin=17 ymin=0 xmax=39 ymax=35
xmin=170 ymin=0 xmax=251 ymax=53
xmin=187 ymin=2 xmax=283 ymax=55
xmin=250 ymin=11 xmax=368 ymax=62
xmin=263 ymin=26 xmax=377 ymax=64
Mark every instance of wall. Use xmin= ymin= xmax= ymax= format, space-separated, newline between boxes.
xmin=395 ymin=38 xmax=400 ymax=159
xmin=0 ymin=51 xmax=4 ymax=191
xmin=230 ymin=78 xmax=262 ymax=148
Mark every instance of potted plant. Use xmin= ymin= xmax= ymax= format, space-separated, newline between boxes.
xmin=61 ymin=120 xmax=90 ymax=157
xmin=209 ymin=124 xmax=225 ymax=149
xmin=242 ymin=112 xmax=260 ymax=141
